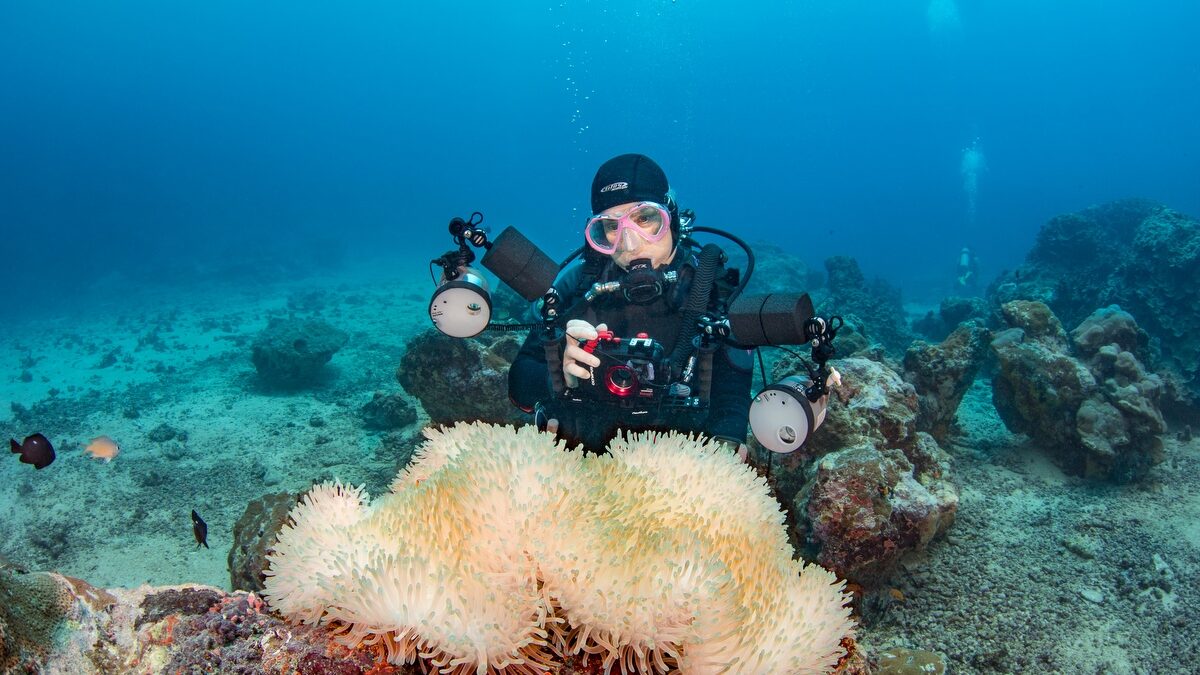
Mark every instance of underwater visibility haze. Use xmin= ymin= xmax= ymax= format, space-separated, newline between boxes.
xmin=1 ymin=1 xmax=1199 ymax=673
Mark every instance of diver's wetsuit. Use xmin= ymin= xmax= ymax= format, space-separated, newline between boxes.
xmin=508 ymin=251 xmax=753 ymax=453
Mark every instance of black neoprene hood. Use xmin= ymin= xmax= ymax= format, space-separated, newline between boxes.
xmin=590 ymin=154 xmax=670 ymax=214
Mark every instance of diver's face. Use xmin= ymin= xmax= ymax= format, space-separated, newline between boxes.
xmin=598 ymin=201 xmax=676 ymax=270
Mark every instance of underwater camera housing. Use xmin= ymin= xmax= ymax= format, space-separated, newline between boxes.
xmin=572 ymin=331 xmax=673 ymax=403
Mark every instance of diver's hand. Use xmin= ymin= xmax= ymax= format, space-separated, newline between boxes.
xmin=563 ymin=319 xmax=606 ymax=388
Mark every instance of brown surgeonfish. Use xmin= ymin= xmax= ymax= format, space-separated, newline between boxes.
xmin=191 ymin=510 xmax=209 ymax=549
xmin=9 ymin=433 xmax=55 ymax=469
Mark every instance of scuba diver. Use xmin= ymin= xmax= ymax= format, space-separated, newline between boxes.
xmin=956 ymin=246 xmax=980 ymax=291
xmin=507 ymin=154 xmax=754 ymax=459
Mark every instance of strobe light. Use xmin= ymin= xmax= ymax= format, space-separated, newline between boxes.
xmin=748 ymin=374 xmax=830 ymax=454
xmin=430 ymin=214 xmax=559 ymax=338
xmin=429 ymin=266 xmax=492 ymax=338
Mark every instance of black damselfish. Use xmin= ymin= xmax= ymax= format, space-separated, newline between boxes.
xmin=191 ymin=509 xmax=209 ymax=549
xmin=9 ymin=433 xmax=55 ymax=469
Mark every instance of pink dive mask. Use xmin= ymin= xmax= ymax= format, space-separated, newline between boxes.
xmin=584 ymin=202 xmax=671 ymax=255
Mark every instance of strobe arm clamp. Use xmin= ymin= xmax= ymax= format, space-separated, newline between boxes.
xmin=540 ymin=287 xmax=564 ymax=332
xmin=802 ymin=315 xmax=842 ymax=402
xmin=696 ymin=313 xmax=732 ymax=346
xmin=431 ymin=212 xmax=490 ymax=280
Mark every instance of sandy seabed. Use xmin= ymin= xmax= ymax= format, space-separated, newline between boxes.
xmin=1 ymin=260 xmax=436 ymax=589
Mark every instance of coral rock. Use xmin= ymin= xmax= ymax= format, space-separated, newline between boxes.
xmin=989 ymin=199 xmax=1200 ymax=399
xmin=797 ymin=440 xmax=958 ymax=589
xmin=1070 ymin=304 xmax=1147 ymax=359
xmin=991 ymin=301 xmax=1166 ymax=482
xmin=806 ymin=357 xmax=921 ymax=457
xmin=395 ymin=329 xmax=526 ymax=425
xmin=228 ymin=491 xmax=304 ymax=593
xmin=756 ymin=355 xmax=923 ymax=518
xmin=250 ymin=317 xmax=348 ymax=388
xmin=903 ymin=322 xmax=991 ymax=441
xmin=820 ymin=256 xmax=914 ymax=356
xmin=359 ymin=390 xmax=418 ymax=430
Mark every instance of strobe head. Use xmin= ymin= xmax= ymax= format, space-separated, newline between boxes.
xmin=480 ymin=226 xmax=560 ymax=303
xmin=429 ymin=215 xmax=558 ymax=338
xmin=749 ymin=375 xmax=830 ymax=454
xmin=727 ymin=293 xmax=816 ymax=346
xmin=429 ymin=266 xmax=492 ymax=338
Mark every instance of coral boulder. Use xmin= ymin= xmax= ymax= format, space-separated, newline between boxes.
xmin=991 ymin=301 xmax=1166 ymax=482
xmin=250 ymin=317 xmax=348 ymax=388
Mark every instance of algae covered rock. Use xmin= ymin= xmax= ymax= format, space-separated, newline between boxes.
xmin=796 ymin=438 xmax=958 ymax=589
xmin=991 ymin=301 xmax=1166 ymax=482
xmin=360 ymin=390 xmax=418 ymax=430
xmin=228 ymin=491 xmax=303 ymax=593
xmin=396 ymin=328 xmax=526 ymax=426
xmin=0 ymin=568 xmax=117 ymax=673
xmin=1070 ymin=304 xmax=1147 ymax=358
xmin=903 ymin=322 xmax=991 ymax=441
xmin=250 ymin=317 xmax=348 ymax=387
xmin=913 ymin=296 xmax=989 ymax=342
xmin=806 ymin=356 xmax=921 ymax=457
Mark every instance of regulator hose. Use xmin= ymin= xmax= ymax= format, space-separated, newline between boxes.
xmin=671 ymin=242 xmax=724 ymax=372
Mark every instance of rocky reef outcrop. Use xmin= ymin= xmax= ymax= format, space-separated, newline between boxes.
xmin=738 ymin=241 xmax=823 ymax=295
xmin=903 ymin=322 xmax=992 ymax=442
xmin=228 ymin=491 xmax=302 ymax=594
xmin=359 ymin=390 xmax=418 ymax=430
xmin=396 ymin=329 xmax=525 ymax=426
xmin=798 ymin=433 xmax=957 ymax=590
xmin=818 ymin=256 xmax=914 ymax=357
xmin=989 ymin=199 xmax=1200 ymax=400
xmin=249 ymin=317 xmax=348 ymax=388
xmin=753 ymin=355 xmax=959 ymax=590
xmin=912 ymin=296 xmax=990 ymax=342
xmin=1 ymin=566 xmax=412 ymax=675
xmin=991 ymin=301 xmax=1166 ymax=482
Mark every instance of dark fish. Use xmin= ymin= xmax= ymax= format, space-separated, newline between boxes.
xmin=9 ymin=433 xmax=55 ymax=469
xmin=191 ymin=510 xmax=209 ymax=549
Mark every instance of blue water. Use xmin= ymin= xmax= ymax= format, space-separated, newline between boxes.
xmin=2 ymin=0 xmax=1197 ymax=310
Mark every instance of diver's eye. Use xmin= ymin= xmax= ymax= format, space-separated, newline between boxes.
xmin=602 ymin=219 xmax=620 ymax=233
xmin=632 ymin=207 xmax=661 ymax=228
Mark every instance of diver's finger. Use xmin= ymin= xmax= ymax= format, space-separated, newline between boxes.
xmin=565 ymin=362 xmax=592 ymax=380
xmin=565 ymin=319 xmax=598 ymax=340
xmin=565 ymin=345 xmax=600 ymax=369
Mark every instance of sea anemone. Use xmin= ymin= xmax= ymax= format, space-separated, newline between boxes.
xmin=263 ymin=422 xmax=854 ymax=674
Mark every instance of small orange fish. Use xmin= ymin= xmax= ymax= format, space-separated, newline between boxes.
xmin=84 ymin=435 xmax=120 ymax=462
